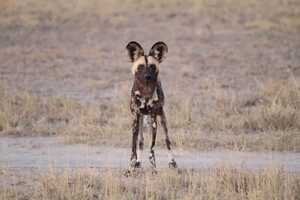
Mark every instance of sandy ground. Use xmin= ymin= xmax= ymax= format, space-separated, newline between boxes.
xmin=1 ymin=137 xmax=300 ymax=172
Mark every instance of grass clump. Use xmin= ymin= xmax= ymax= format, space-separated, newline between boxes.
xmin=204 ymin=79 xmax=300 ymax=132
xmin=1 ymin=166 xmax=300 ymax=200
xmin=0 ymin=83 xmax=131 ymax=145
xmin=0 ymin=84 xmax=85 ymax=136
xmin=244 ymin=80 xmax=300 ymax=131
xmin=2 ymin=79 xmax=300 ymax=152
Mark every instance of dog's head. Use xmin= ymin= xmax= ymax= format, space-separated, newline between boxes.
xmin=126 ymin=41 xmax=168 ymax=83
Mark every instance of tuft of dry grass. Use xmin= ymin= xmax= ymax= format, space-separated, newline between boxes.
xmin=165 ymin=78 xmax=300 ymax=151
xmin=203 ymin=79 xmax=300 ymax=131
xmin=0 ymin=82 xmax=132 ymax=145
xmin=244 ymin=80 xmax=300 ymax=131
xmin=0 ymin=83 xmax=86 ymax=136
xmin=1 ymin=166 xmax=300 ymax=200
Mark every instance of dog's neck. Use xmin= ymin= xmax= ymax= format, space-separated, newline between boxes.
xmin=132 ymin=78 xmax=157 ymax=99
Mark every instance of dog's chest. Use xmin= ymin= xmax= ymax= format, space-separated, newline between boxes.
xmin=133 ymin=90 xmax=158 ymax=114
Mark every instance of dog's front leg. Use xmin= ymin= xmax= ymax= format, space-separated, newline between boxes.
xmin=160 ymin=110 xmax=177 ymax=168
xmin=129 ymin=113 xmax=140 ymax=170
xmin=149 ymin=114 xmax=157 ymax=169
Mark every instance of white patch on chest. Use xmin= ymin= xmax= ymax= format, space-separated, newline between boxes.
xmin=134 ymin=90 xmax=141 ymax=96
xmin=135 ymin=94 xmax=146 ymax=109
xmin=146 ymin=90 xmax=158 ymax=108
xmin=135 ymin=88 xmax=158 ymax=110
xmin=139 ymin=98 xmax=146 ymax=108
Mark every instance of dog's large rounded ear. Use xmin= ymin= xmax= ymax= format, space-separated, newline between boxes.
xmin=126 ymin=41 xmax=144 ymax=62
xmin=149 ymin=41 xmax=168 ymax=63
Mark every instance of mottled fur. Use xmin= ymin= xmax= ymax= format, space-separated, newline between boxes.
xmin=126 ymin=41 xmax=177 ymax=172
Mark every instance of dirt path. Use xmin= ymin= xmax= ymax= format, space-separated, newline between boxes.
xmin=1 ymin=137 xmax=300 ymax=172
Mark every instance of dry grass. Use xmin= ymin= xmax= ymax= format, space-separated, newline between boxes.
xmin=203 ymin=79 xmax=300 ymax=132
xmin=165 ymin=78 xmax=300 ymax=151
xmin=2 ymin=78 xmax=300 ymax=151
xmin=0 ymin=165 xmax=299 ymax=200
xmin=0 ymin=82 xmax=131 ymax=145
xmin=0 ymin=83 xmax=88 ymax=136
xmin=246 ymin=80 xmax=300 ymax=131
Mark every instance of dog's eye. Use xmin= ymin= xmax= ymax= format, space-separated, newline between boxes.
xmin=149 ymin=64 xmax=156 ymax=71
xmin=137 ymin=64 xmax=145 ymax=71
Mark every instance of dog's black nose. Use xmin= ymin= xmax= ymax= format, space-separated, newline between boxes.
xmin=145 ymin=75 xmax=151 ymax=81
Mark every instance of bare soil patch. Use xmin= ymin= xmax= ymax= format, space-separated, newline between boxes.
xmin=1 ymin=137 xmax=300 ymax=172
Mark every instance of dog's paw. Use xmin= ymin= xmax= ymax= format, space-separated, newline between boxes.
xmin=168 ymin=159 xmax=177 ymax=169
xmin=123 ymin=169 xmax=131 ymax=177
xmin=149 ymin=153 xmax=156 ymax=168
xmin=151 ymin=168 xmax=158 ymax=175
xmin=135 ymin=161 xmax=142 ymax=168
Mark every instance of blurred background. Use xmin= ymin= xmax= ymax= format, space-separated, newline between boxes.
xmin=0 ymin=0 xmax=300 ymax=150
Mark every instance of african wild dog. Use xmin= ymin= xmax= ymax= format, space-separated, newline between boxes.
xmin=126 ymin=41 xmax=177 ymax=171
